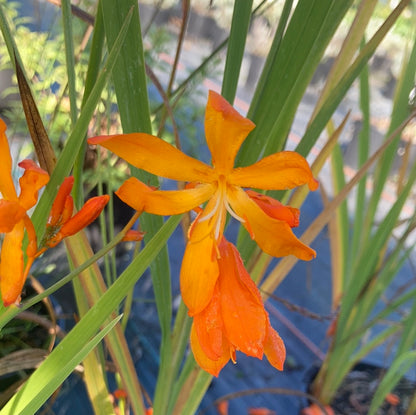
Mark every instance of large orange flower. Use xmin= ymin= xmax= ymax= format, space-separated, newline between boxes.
xmin=0 ymin=119 xmax=49 ymax=306
xmin=88 ymin=90 xmax=318 ymax=317
xmin=190 ymin=237 xmax=286 ymax=376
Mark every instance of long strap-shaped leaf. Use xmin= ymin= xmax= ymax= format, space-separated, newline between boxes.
xmin=99 ymin=2 xmax=177 ymax=413
xmin=0 ymin=215 xmax=181 ymax=415
xmin=2 ymin=4 xmax=149 ymax=413
xmin=221 ymin=0 xmax=253 ymax=103
xmin=238 ymin=0 xmax=353 ymax=167
xmin=0 ymin=315 xmax=122 ymax=415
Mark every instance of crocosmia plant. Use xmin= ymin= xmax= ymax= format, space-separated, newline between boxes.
xmin=88 ymin=90 xmax=318 ymax=375
xmin=1 ymin=1 xmax=414 ymax=414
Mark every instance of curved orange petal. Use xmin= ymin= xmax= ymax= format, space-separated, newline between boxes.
xmin=229 ymin=151 xmax=319 ymax=191
xmin=48 ymin=177 xmax=74 ymax=226
xmin=0 ymin=200 xmax=26 ymax=232
xmin=193 ymin=286 xmax=224 ymax=360
xmin=205 ymin=90 xmax=255 ymax=174
xmin=88 ymin=133 xmax=215 ymax=183
xmin=190 ymin=322 xmax=230 ymax=377
xmin=116 ymin=178 xmax=215 ymax=215
xmin=59 ymin=195 xmax=110 ymax=237
xmin=246 ymin=190 xmax=300 ymax=228
xmin=0 ymin=221 xmax=25 ymax=306
xmin=180 ymin=233 xmax=219 ymax=316
xmin=0 ymin=119 xmax=17 ymax=201
xmin=189 ymin=188 xmax=227 ymax=244
xmin=218 ymin=239 xmax=266 ymax=359
xmin=18 ymin=159 xmax=49 ymax=210
xmin=263 ymin=317 xmax=286 ymax=371
xmin=228 ymin=186 xmax=316 ymax=261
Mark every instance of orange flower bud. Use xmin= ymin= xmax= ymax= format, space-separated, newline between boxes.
xmin=216 ymin=400 xmax=228 ymax=415
xmin=113 ymin=389 xmax=127 ymax=399
xmin=122 ymin=229 xmax=145 ymax=242
xmin=385 ymin=393 xmax=400 ymax=406
xmin=48 ymin=177 xmax=74 ymax=227
xmin=60 ymin=195 xmax=74 ymax=225
xmin=59 ymin=195 xmax=110 ymax=238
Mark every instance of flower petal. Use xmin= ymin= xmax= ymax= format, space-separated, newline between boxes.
xmin=193 ymin=286 xmax=224 ymax=360
xmin=229 ymin=151 xmax=319 ymax=191
xmin=228 ymin=186 xmax=316 ymax=261
xmin=205 ymin=90 xmax=255 ymax=174
xmin=246 ymin=190 xmax=299 ymax=227
xmin=263 ymin=317 xmax=286 ymax=371
xmin=190 ymin=322 xmax=230 ymax=377
xmin=180 ymin=233 xmax=219 ymax=316
xmin=0 ymin=119 xmax=17 ymax=201
xmin=18 ymin=159 xmax=49 ymax=210
xmin=48 ymin=176 xmax=74 ymax=226
xmin=59 ymin=195 xmax=110 ymax=238
xmin=116 ymin=178 xmax=215 ymax=215
xmin=218 ymin=239 xmax=266 ymax=359
xmin=0 ymin=221 xmax=25 ymax=306
xmin=0 ymin=200 xmax=26 ymax=232
xmin=88 ymin=133 xmax=215 ymax=183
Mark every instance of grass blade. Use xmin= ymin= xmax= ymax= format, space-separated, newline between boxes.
xmin=221 ymin=0 xmax=253 ymax=103
xmin=0 ymin=315 xmax=122 ymax=415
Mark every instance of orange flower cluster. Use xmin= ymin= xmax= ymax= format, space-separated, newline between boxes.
xmin=0 ymin=119 xmax=109 ymax=306
xmin=88 ymin=90 xmax=318 ymax=376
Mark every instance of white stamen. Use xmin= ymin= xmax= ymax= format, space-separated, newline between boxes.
xmin=224 ymin=198 xmax=245 ymax=223
xmin=198 ymin=195 xmax=220 ymax=223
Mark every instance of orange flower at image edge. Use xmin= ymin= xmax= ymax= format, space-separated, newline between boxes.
xmin=88 ymin=90 xmax=318 ymax=375
xmin=0 ymin=119 xmax=48 ymax=306
xmin=0 ymin=120 xmax=109 ymax=306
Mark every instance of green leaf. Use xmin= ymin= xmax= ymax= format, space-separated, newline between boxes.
xmin=1 ymin=215 xmax=180 ymax=414
xmin=368 ymin=350 xmax=416 ymax=415
xmin=0 ymin=315 xmax=122 ymax=415
xmin=30 ymin=6 xmax=134 ymax=236
xmin=238 ymin=0 xmax=353 ymax=166
xmin=363 ymin=27 xmax=416 ymax=237
xmin=221 ymin=0 xmax=253 ymax=103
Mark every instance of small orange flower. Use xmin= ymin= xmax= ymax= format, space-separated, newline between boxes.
xmin=41 ymin=177 xmax=109 ymax=249
xmin=190 ymin=237 xmax=285 ymax=376
xmin=0 ymin=119 xmax=49 ymax=306
xmin=216 ymin=400 xmax=229 ymax=415
xmin=301 ymin=404 xmax=335 ymax=415
xmin=385 ymin=393 xmax=400 ymax=406
xmin=113 ymin=388 xmax=128 ymax=400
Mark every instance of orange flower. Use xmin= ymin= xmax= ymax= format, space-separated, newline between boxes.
xmin=190 ymin=237 xmax=286 ymax=376
xmin=41 ymin=176 xmax=110 ymax=249
xmin=88 ymin=90 xmax=318 ymax=316
xmin=0 ymin=118 xmax=109 ymax=306
xmin=0 ymin=119 xmax=49 ymax=306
